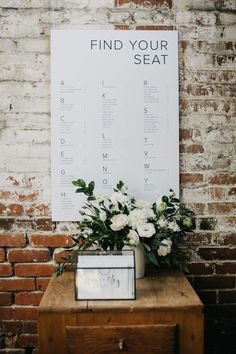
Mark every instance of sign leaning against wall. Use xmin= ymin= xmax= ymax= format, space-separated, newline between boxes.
xmin=51 ymin=30 xmax=179 ymax=221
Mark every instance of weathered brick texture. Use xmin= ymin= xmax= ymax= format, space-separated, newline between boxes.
xmin=0 ymin=0 xmax=235 ymax=353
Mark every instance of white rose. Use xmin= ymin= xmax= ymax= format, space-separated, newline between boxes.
xmin=99 ymin=210 xmax=107 ymax=222
xmin=168 ymin=221 xmax=181 ymax=232
xmin=110 ymin=192 xmax=128 ymax=205
xmin=144 ymin=208 xmax=155 ymax=219
xmin=134 ymin=200 xmax=150 ymax=209
xmin=110 ymin=214 xmax=128 ymax=231
xmin=128 ymin=209 xmax=147 ymax=229
xmin=157 ymin=216 xmax=168 ymax=228
xmin=127 ymin=230 xmax=139 ymax=246
xmin=137 ymin=223 xmax=155 ymax=238
xmin=156 ymin=201 xmax=167 ymax=212
xmin=157 ymin=238 xmax=172 ymax=257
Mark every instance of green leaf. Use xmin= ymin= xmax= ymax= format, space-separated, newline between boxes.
xmin=116 ymin=180 xmax=124 ymax=190
xmin=72 ymin=179 xmax=86 ymax=188
xmin=161 ymin=195 xmax=168 ymax=203
xmin=75 ymin=188 xmax=84 ymax=193
xmin=88 ymin=181 xmax=95 ymax=195
xmin=147 ymin=251 xmax=159 ymax=267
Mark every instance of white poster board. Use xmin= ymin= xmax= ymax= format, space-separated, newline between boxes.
xmin=51 ymin=30 xmax=179 ymax=221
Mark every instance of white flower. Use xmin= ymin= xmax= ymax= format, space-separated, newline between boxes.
xmin=128 ymin=209 xmax=147 ymax=229
xmin=134 ymin=200 xmax=150 ymax=209
xmin=137 ymin=223 xmax=155 ymax=238
xmin=156 ymin=201 xmax=167 ymax=212
xmin=110 ymin=214 xmax=128 ymax=231
xmin=127 ymin=230 xmax=139 ymax=246
xmin=144 ymin=208 xmax=155 ymax=219
xmin=157 ymin=238 xmax=172 ymax=257
xmin=95 ymin=194 xmax=107 ymax=203
xmin=82 ymin=227 xmax=93 ymax=238
xmin=157 ymin=215 xmax=168 ymax=228
xmin=168 ymin=221 xmax=181 ymax=232
xmin=99 ymin=210 xmax=107 ymax=222
xmin=169 ymin=190 xmax=176 ymax=198
xmin=110 ymin=192 xmax=128 ymax=205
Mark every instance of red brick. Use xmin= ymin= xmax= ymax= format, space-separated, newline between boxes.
xmin=18 ymin=192 xmax=38 ymax=202
xmin=1 ymin=320 xmax=22 ymax=334
xmin=115 ymin=0 xmax=172 ymax=8
xmin=185 ymin=203 xmax=206 ymax=215
xmin=36 ymin=277 xmax=51 ymax=291
xmin=0 ymin=292 xmax=13 ymax=306
xmin=0 ymin=263 xmax=13 ymax=276
xmin=185 ymin=232 xmax=214 ymax=246
xmin=18 ymin=334 xmax=38 ymax=348
xmin=30 ymin=234 xmax=73 ymax=247
xmin=229 ymin=187 xmax=236 ymax=195
xmin=206 ymin=304 xmax=236 ymax=317
xmin=187 ymin=262 xmax=215 ymax=275
xmin=215 ymin=262 xmax=236 ymax=274
xmin=33 ymin=218 xmax=54 ymax=231
xmin=0 ymin=278 xmax=35 ymax=291
xmin=208 ymin=187 xmax=225 ymax=200
xmin=199 ymin=247 xmax=236 ymax=260
xmin=0 ymin=234 xmax=26 ymax=247
xmin=8 ymin=249 xmax=50 ymax=263
xmin=15 ymin=292 xmax=43 ymax=306
xmin=199 ymin=218 xmax=217 ymax=231
xmin=180 ymin=144 xmax=204 ymax=153
xmin=22 ymin=320 xmax=38 ymax=334
xmin=136 ymin=25 xmax=174 ymax=30
xmin=0 ymin=307 xmax=38 ymax=320
xmin=219 ymin=290 xmax=236 ymax=304
xmin=53 ymin=249 xmax=75 ymax=263
xmin=7 ymin=204 xmax=24 ymax=216
xmin=0 ymin=248 xmax=5 ymax=262
xmin=218 ymin=233 xmax=236 ymax=246
xmin=209 ymin=174 xmax=236 ymax=185
xmin=15 ymin=264 xmax=55 ymax=277
xmin=180 ymin=128 xmax=191 ymax=140
xmin=194 ymin=276 xmax=235 ymax=289
xmin=25 ymin=204 xmax=50 ymax=216
xmin=0 ymin=218 xmax=14 ymax=231
xmin=180 ymin=173 xmax=203 ymax=184
xmin=197 ymin=291 xmax=217 ymax=304
xmin=208 ymin=202 xmax=236 ymax=214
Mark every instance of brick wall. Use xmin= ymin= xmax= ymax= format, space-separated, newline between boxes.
xmin=0 ymin=0 xmax=235 ymax=353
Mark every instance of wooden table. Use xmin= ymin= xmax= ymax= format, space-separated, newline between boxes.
xmin=38 ymin=271 xmax=204 ymax=354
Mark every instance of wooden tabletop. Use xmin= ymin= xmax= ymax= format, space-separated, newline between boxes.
xmin=39 ymin=271 xmax=203 ymax=313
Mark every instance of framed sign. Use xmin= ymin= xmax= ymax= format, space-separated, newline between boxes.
xmin=75 ymin=250 xmax=135 ymax=300
xmin=51 ymin=30 xmax=179 ymax=221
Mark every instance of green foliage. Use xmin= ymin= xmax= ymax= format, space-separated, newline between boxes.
xmin=55 ymin=180 xmax=194 ymax=276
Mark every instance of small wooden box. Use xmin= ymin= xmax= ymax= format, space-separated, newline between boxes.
xmin=38 ymin=271 xmax=204 ymax=354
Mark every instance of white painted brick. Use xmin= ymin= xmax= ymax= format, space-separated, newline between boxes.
xmin=108 ymin=10 xmax=130 ymax=23
xmin=0 ymin=82 xmax=50 ymax=97
xmin=0 ymin=39 xmax=17 ymax=52
xmin=5 ymin=158 xmax=50 ymax=173
xmin=0 ymin=53 xmax=50 ymax=81
xmin=17 ymin=38 xmax=50 ymax=53
xmin=0 ymin=0 xmax=51 ymax=8
xmin=0 ymin=96 xmax=50 ymax=113
xmin=4 ymin=113 xmax=50 ymax=130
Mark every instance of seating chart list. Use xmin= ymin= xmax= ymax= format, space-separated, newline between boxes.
xmin=51 ymin=30 xmax=179 ymax=221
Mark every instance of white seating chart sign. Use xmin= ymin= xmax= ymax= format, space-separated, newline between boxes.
xmin=51 ymin=30 xmax=179 ymax=221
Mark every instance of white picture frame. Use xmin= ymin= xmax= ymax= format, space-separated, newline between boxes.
xmin=75 ymin=250 xmax=135 ymax=300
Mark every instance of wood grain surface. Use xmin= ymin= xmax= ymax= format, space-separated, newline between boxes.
xmin=66 ymin=324 xmax=177 ymax=354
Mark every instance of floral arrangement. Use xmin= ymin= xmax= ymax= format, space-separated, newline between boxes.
xmin=56 ymin=179 xmax=193 ymax=276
